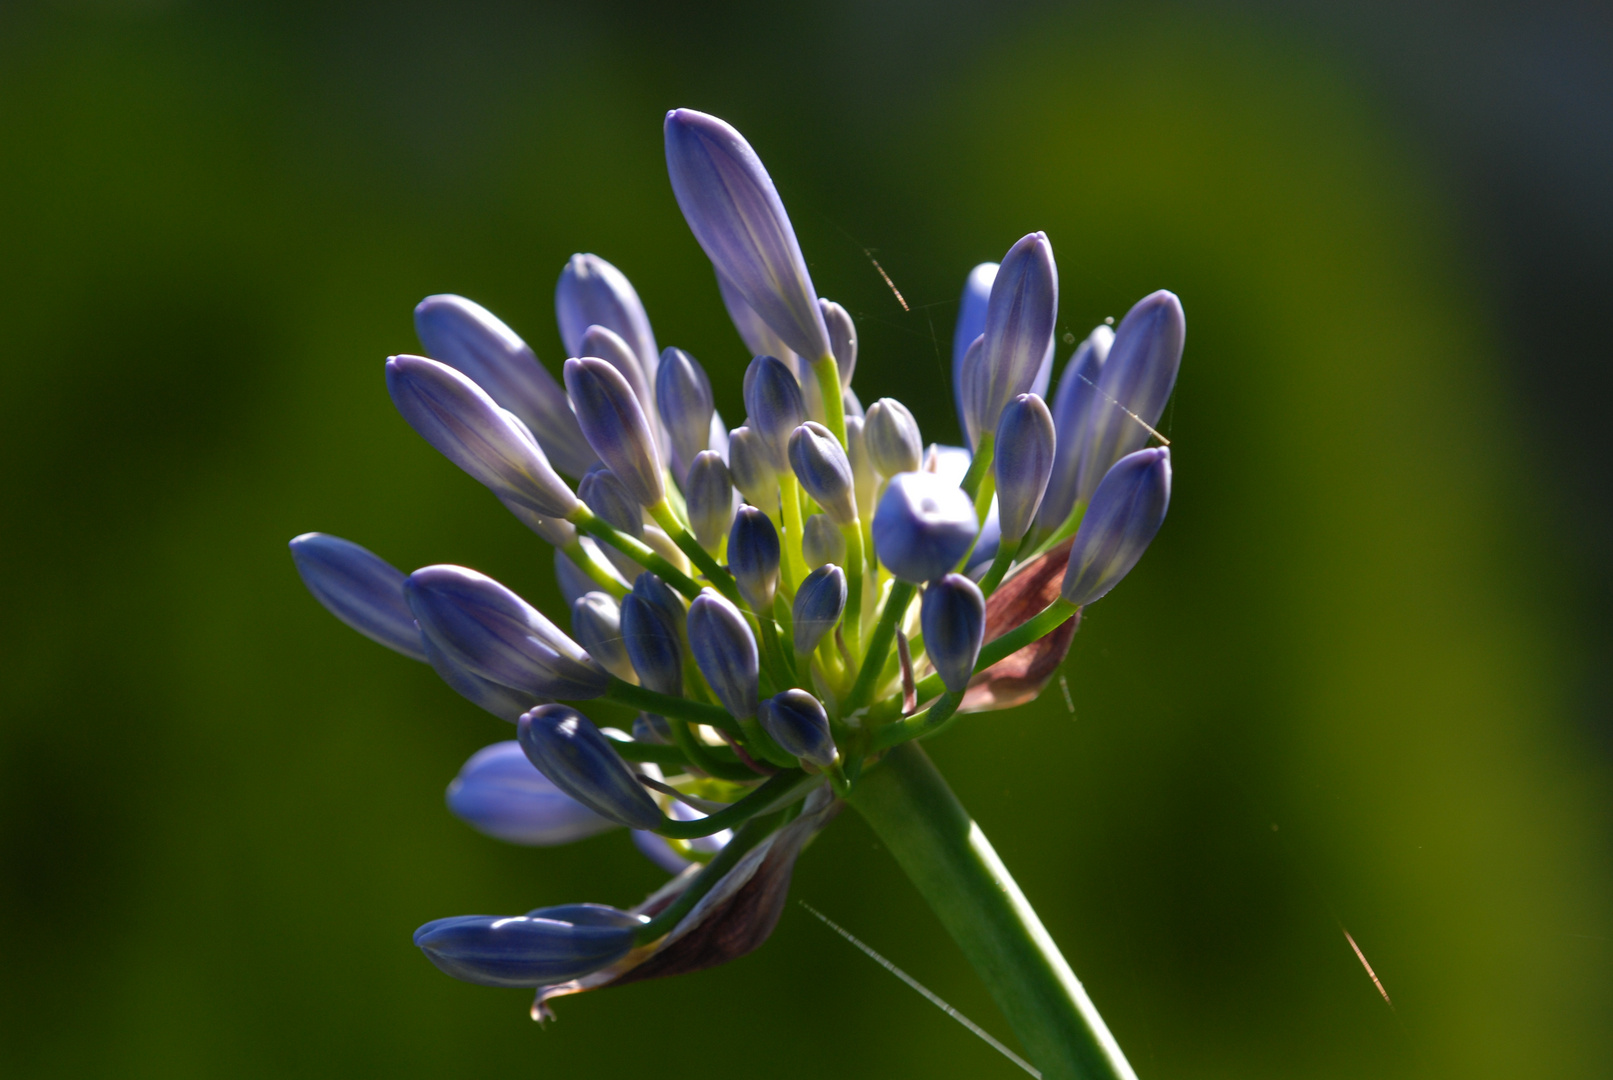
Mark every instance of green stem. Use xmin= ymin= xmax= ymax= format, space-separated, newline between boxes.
xmin=844 ymin=579 xmax=915 ymax=714
xmin=571 ymin=508 xmax=705 ymax=600
xmin=977 ymin=536 xmax=1022 ymax=596
xmin=812 ymin=354 xmax=846 ymax=446
xmin=777 ymin=474 xmax=809 ymax=592
xmin=871 ymin=689 xmax=961 ymax=749
xmin=656 ymin=770 xmax=812 ymax=839
xmin=665 ymin=716 xmax=759 ymax=782
xmin=840 ymin=521 xmax=865 ymax=657
xmin=849 ymin=743 xmax=1137 ymax=1080
xmin=960 ymin=432 xmax=995 ymax=500
xmin=634 ymin=813 xmax=778 ymax=944
xmin=603 ymin=677 xmax=738 ymax=733
xmin=650 ymin=500 xmax=744 ymax=605
xmin=562 ymin=540 xmax=628 ymax=599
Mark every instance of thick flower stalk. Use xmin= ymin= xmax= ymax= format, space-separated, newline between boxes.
xmin=289 ymin=108 xmax=1184 ymax=1080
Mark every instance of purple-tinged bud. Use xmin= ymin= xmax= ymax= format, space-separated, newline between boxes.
xmin=289 ymin=533 xmax=426 ymax=661
xmin=619 ymin=592 xmax=682 ymax=696
xmin=386 ymin=355 xmax=582 ymax=519
xmin=664 ymin=109 xmax=830 ymax=362
xmin=633 ymin=572 xmax=686 ymax=639
xmin=1062 ymin=447 xmax=1171 ymax=607
xmin=570 ymin=592 xmax=634 ymax=682
xmin=968 ymin=233 xmax=1057 ymax=442
xmin=801 ymin=513 xmax=845 ymax=569
xmin=845 ymin=416 xmax=877 ymax=520
xmin=499 ymin=497 xmax=578 ymax=549
xmin=687 ymin=589 xmax=760 ymax=720
xmin=757 ymin=689 xmax=837 ymax=768
xmin=447 ymin=741 xmax=618 ymax=846
xmin=413 ymin=294 xmax=597 ymax=478
xmin=864 ymin=398 xmax=923 ymax=477
xmin=791 ymin=564 xmax=846 ymax=654
xmin=993 ymin=393 xmax=1056 ymax=545
xmin=727 ymin=505 xmax=780 ymax=614
xmin=843 ymin=385 xmax=864 ymax=420
xmin=957 ymin=333 xmax=988 ymax=447
xmin=517 ymin=705 xmax=664 ymax=830
xmin=1031 ymin=326 xmax=1114 ymax=544
xmin=406 ymin=565 xmax=609 ymax=699
xmin=576 ymin=466 xmax=643 ymax=537
xmin=743 ymin=355 xmax=806 ymax=470
xmin=921 ymin=573 xmax=986 ymax=693
xmin=685 ymin=451 xmax=735 ymax=552
xmin=1072 ymin=292 xmax=1183 ymax=504
xmin=556 ymin=253 xmax=659 ymax=380
xmin=656 ymin=347 xmax=716 ymax=483
xmin=415 ymin=903 xmax=646 ymax=988
xmin=952 ymin=262 xmax=997 ymax=438
xmin=788 ymin=422 xmax=856 ymax=526
xmin=728 ymin=426 xmax=780 ymax=513
xmin=872 ymin=472 xmax=979 ymax=583
xmin=580 ymin=324 xmax=655 ymax=433
xmin=421 ymin=635 xmax=546 ymax=722
xmin=564 ymin=357 xmax=665 ymax=509
xmin=819 ymin=299 xmax=857 ymax=387
xmin=717 ymin=271 xmax=798 ymax=370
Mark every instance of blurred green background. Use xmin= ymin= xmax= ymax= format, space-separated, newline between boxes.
xmin=2 ymin=2 xmax=1610 ymax=1077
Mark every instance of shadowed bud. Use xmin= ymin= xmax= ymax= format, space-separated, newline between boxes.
xmin=415 ymin=903 xmax=646 ymax=988
xmin=1032 ymin=326 xmax=1114 ymax=544
xmin=728 ymin=506 xmax=780 ymax=613
xmin=448 ymin=741 xmax=618 ymax=846
xmin=969 ymin=233 xmax=1057 ymax=441
xmin=665 ymin=109 xmax=830 ymax=361
xmin=791 ymin=564 xmax=846 ymax=654
xmin=743 ymin=355 xmax=806 ymax=470
xmin=952 ymin=262 xmax=996 ymax=438
xmin=1062 ymin=447 xmax=1171 ymax=607
xmin=758 ymin=689 xmax=837 ymax=768
xmin=556 ymin=253 xmax=659 ymax=379
xmin=802 ymin=513 xmax=845 ymax=568
xmin=687 ymin=589 xmax=760 ymax=720
xmin=517 ymin=705 xmax=664 ymax=830
xmin=864 ymin=398 xmax=923 ymax=477
xmin=788 ymin=422 xmax=856 ymax=525
xmin=619 ymin=592 xmax=682 ymax=696
xmin=422 ymin=635 xmax=546 ymax=722
xmin=727 ymin=426 xmax=780 ymax=512
xmin=1072 ymin=292 xmax=1183 ymax=504
xmin=993 ymin=393 xmax=1056 ymax=545
xmin=957 ymin=333 xmax=988 ymax=447
xmin=921 ymin=573 xmax=986 ymax=693
xmin=386 ymin=355 xmax=582 ymax=519
xmin=845 ymin=416 xmax=878 ymax=520
xmin=819 ymin=299 xmax=857 ymax=386
xmin=580 ymin=324 xmax=655 ymax=434
xmin=632 ymin=712 xmax=673 ymax=744
xmin=656 ymin=347 xmax=716 ymax=482
xmin=872 ymin=472 xmax=979 ymax=583
xmin=685 ymin=451 xmax=735 ymax=552
xmin=576 ymin=466 xmax=643 ymax=537
xmin=406 ymin=565 xmax=609 ymax=699
xmin=289 ymin=533 xmax=426 ymax=661
xmin=414 ymin=295 xmax=597 ymax=478
xmin=571 ymin=592 xmax=635 ymax=682
xmin=564 ymin=358 xmax=665 ymax=508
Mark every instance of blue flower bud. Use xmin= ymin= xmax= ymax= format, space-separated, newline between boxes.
xmin=517 ymin=704 xmax=664 ymax=830
xmin=576 ymin=465 xmax=643 ymax=536
xmin=743 ymin=355 xmax=806 ymax=471
xmin=845 ymin=416 xmax=877 ymax=520
xmin=993 ymin=393 xmax=1056 ymax=545
xmin=664 ymin=109 xmax=830 ymax=362
xmin=570 ymin=591 xmax=634 ymax=682
xmin=1031 ymin=326 xmax=1114 ymax=544
xmin=556 ymin=253 xmax=659 ymax=380
xmin=727 ymin=505 xmax=780 ymax=614
xmin=386 ymin=355 xmax=582 ymax=519
xmin=447 ymin=741 xmax=618 ymax=846
xmin=415 ymin=903 xmax=645 ymax=988
xmin=968 ymin=233 xmax=1057 ymax=441
xmin=717 ymin=271 xmax=798 ymax=369
xmin=684 ymin=451 xmax=735 ymax=553
xmin=791 ymin=563 xmax=846 ymax=654
xmin=288 ymin=533 xmax=426 ymax=661
xmin=413 ymin=294 xmax=597 ymax=478
xmin=1060 ymin=446 xmax=1171 ymax=607
xmin=687 ymin=589 xmax=760 ymax=720
xmin=619 ymin=592 xmax=682 ymax=696
xmin=801 ymin=513 xmax=845 ymax=569
xmin=727 ymin=426 xmax=780 ymax=512
xmin=957 ymin=332 xmax=988 ymax=447
xmin=1072 ymin=292 xmax=1183 ymax=505
xmin=563 ymin=357 xmax=665 ymax=509
xmin=580 ymin=324 xmax=655 ymax=432
xmin=633 ymin=571 xmax=687 ymax=636
xmin=757 ymin=689 xmax=837 ymax=768
xmin=787 ymin=422 xmax=856 ymax=526
xmin=406 ymin=565 xmax=609 ymax=699
xmin=421 ymin=634 xmax=546 ymax=722
xmin=655 ymin=347 xmax=716 ymax=483
xmin=872 ymin=471 xmax=979 ymax=583
xmin=952 ymin=262 xmax=996 ymax=438
xmin=921 ymin=573 xmax=986 ymax=693
xmin=819 ymin=299 xmax=857 ymax=386
xmin=863 ymin=398 xmax=923 ymax=477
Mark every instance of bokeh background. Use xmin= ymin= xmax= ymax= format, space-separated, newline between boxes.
xmin=3 ymin=1 xmax=1610 ymax=1077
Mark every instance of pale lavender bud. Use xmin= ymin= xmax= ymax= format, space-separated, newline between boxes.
xmin=576 ymin=466 xmax=642 ymax=537
xmin=1072 ymin=292 xmax=1184 ymax=504
xmin=921 ymin=573 xmax=986 ymax=693
xmin=655 ymin=347 xmax=716 ymax=482
xmin=717 ymin=271 xmax=798 ymax=370
xmin=563 ymin=357 xmax=665 ymax=508
xmin=872 ymin=471 xmax=979 ymax=583
xmin=289 ymin=533 xmax=426 ymax=661
xmin=791 ymin=564 xmax=846 ymax=654
xmin=845 ymin=416 xmax=877 ymax=521
xmin=687 ymin=589 xmax=760 ymax=720
xmin=619 ymin=591 xmax=682 ymax=697
xmin=498 ymin=496 xmax=579 ymax=549
xmin=992 ymin=393 xmax=1056 ymax=546
xmin=819 ymin=298 xmax=856 ymax=387
xmin=1062 ymin=447 xmax=1171 ymax=607
xmin=757 ymin=689 xmax=836 ymax=768
xmin=1031 ymin=326 xmax=1114 ymax=544
xmin=787 ymin=422 xmax=857 ymax=526
xmin=864 ymin=398 xmax=923 ymax=477
xmin=580 ymin=324 xmax=655 ymax=433
xmin=743 ymin=355 xmax=806 ymax=471
xmin=556 ymin=253 xmax=659 ymax=381
xmin=801 ymin=513 xmax=845 ymax=569
xmin=421 ymin=634 xmax=546 ymax=722
xmin=727 ymin=426 xmax=779 ymax=512
xmin=952 ymin=262 xmax=996 ymax=438
xmin=571 ymin=592 xmax=635 ymax=682
xmin=684 ymin=451 xmax=735 ymax=552
xmin=517 ymin=705 xmax=664 ymax=830
xmin=968 ymin=233 xmax=1057 ymax=442
xmin=958 ymin=333 xmax=988 ymax=447
xmin=447 ymin=741 xmax=618 ymax=846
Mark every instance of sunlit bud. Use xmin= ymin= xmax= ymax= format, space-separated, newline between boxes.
xmin=717 ymin=271 xmax=798 ymax=370
xmin=386 ymin=355 xmax=582 ymax=519
xmin=842 ymin=385 xmax=864 ymax=420
xmin=864 ymin=398 xmax=923 ymax=477
xmin=758 ymin=689 xmax=837 ymax=768
xmin=517 ymin=705 xmax=665 ymax=830
xmin=921 ymin=573 xmax=986 ymax=694
xmin=619 ymin=592 xmax=683 ymax=696
xmin=556 ymin=253 xmax=659 ymax=380
xmin=664 ymin=109 xmax=830 ymax=362
xmin=727 ymin=426 xmax=780 ymax=512
xmin=958 ymin=333 xmax=987 ymax=447
xmin=1062 ymin=447 xmax=1171 ymax=607
xmin=640 ymin=525 xmax=692 ymax=576
xmin=1072 ymin=292 xmax=1183 ymax=504
xmin=791 ymin=564 xmax=846 ymax=654
xmin=684 ymin=451 xmax=736 ymax=553
xmin=801 ymin=513 xmax=846 ymax=569
xmin=1031 ymin=326 xmax=1114 ymax=544
xmin=727 ymin=505 xmax=781 ymax=614
xmin=289 ymin=533 xmax=427 ymax=661
xmin=447 ymin=741 xmax=618 ymax=846
xmin=743 ymin=355 xmax=807 ymax=470
xmin=845 ymin=416 xmax=878 ymax=520
xmin=564 ymin=357 xmax=665 ymax=508
xmin=580 ymin=324 xmax=655 ymax=435
xmin=570 ymin=592 xmax=635 ymax=682
xmin=788 ymin=422 xmax=857 ymax=526
xmin=415 ymin=903 xmax=646 ymax=988
xmin=992 ymin=393 xmax=1055 ymax=546
xmin=969 ymin=232 xmax=1057 ymax=441
xmin=632 ymin=712 xmax=673 ymax=745
xmin=872 ymin=471 xmax=979 ymax=583
xmin=819 ymin=299 xmax=857 ymax=387
xmin=421 ymin=634 xmax=546 ymax=722
xmin=687 ymin=589 xmax=760 ymax=720
xmin=952 ymin=262 xmax=997 ymax=438
xmin=655 ymin=347 xmax=716 ymax=482
xmin=405 ymin=565 xmax=609 ymax=699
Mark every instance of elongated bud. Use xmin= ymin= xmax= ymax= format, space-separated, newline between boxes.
xmin=717 ymin=271 xmax=798 ymax=369
xmin=743 ymin=355 xmax=806 ymax=470
xmin=580 ymin=324 xmax=655 ymax=434
xmin=843 ymin=385 xmax=864 ymax=420
xmin=447 ymin=741 xmax=618 ymax=846
xmin=801 ymin=513 xmax=845 ymax=568
xmin=556 ymin=253 xmax=659 ymax=379
xmin=728 ymin=505 xmax=780 ymax=613
xmin=728 ymin=426 xmax=780 ymax=512
xmin=788 ymin=422 xmax=857 ymax=526
xmin=993 ymin=393 xmax=1056 ymax=545
xmin=1073 ymin=292 xmax=1183 ymax=504
xmin=968 ymin=232 xmax=1057 ymax=440
xmin=819 ymin=299 xmax=857 ymax=386
xmin=1031 ymin=326 xmax=1114 ymax=544
xmin=421 ymin=634 xmax=546 ymax=722
xmin=386 ymin=355 xmax=582 ymax=519
xmin=952 ymin=262 xmax=997 ymax=438
xmin=872 ymin=471 xmax=979 ymax=583
xmin=687 ymin=589 xmax=760 ymax=720
xmin=619 ymin=592 xmax=682 ymax=696
xmin=920 ymin=574 xmax=986 ymax=693
xmin=563 ymin=357 xmax=665 ymax=508
xmin=685 ymin=451 xmax=736 ymax=553
xmin=406 ymin=565 xmax=609 ymax=699
xmin=845 ymin=416 xmax=878 ymax=520
xmin=289 ymin=533 xmax=426 ymax=661
xmin=415 ymin=903 xmax=645 ymax=988
xmin=413 ymin=295 xmax=597 ymax=478
xmin=576 ymin=466 xmax=643 ymax=537
xmin=633 ymin=572 xmax=687 ymax=639
xmin=958 ymin=333 xmax=988 ymax=447
xmin=664 ymin=109 xmax=830 ymax=361
xmin=758 ymin=689 xmax=837 ymax=768
xmin=517 ymin=705 xmax=664 ymax=830
xmin=570 ymin=592 xmax=635 ymax=682
xmin=656 ymin=347 xmax=716 ymax=482
xmin=1062 ymin=447 xmax=1171 ymax=606
xmin=864 ymin=398 xmax=923 ymax=477
xmin=792 ymin=564 xmax=846 ymax=654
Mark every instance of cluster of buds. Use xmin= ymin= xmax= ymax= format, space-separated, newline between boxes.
xmin=290 ymin=109 xmax=1182 ymax=1015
